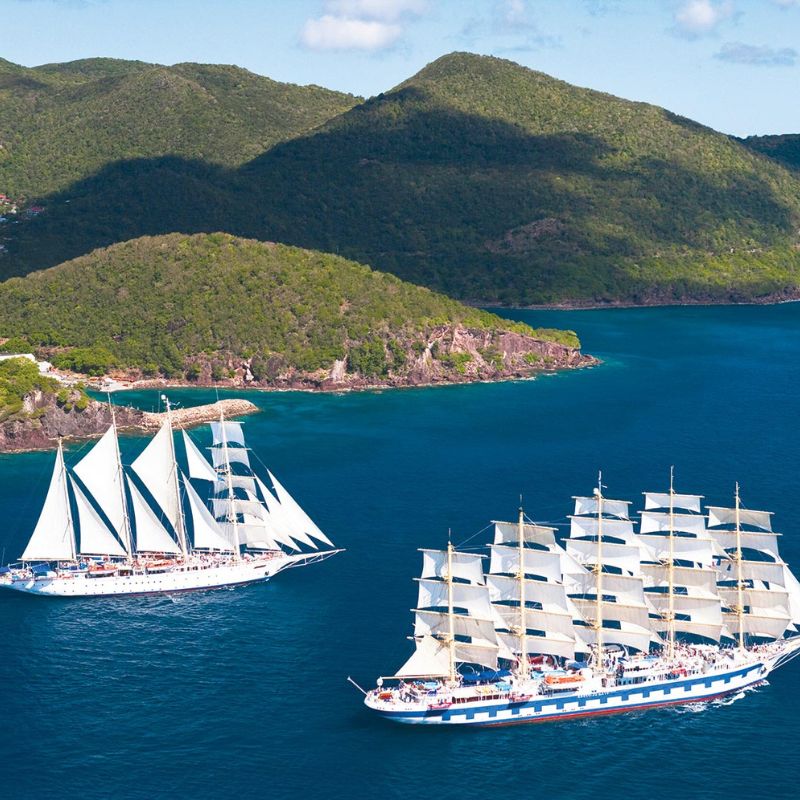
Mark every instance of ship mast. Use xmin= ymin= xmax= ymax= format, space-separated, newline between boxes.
xmin=594 ymin=471 xmax=604 ymax=668
xmin=164 ymin=397 xmax=189 ymax=558
xmin=446 ymin=538 xmax=456 ymax=683
xmin=667 ymin=466 xmax=676 ymax=660
xmin=109 ymin=398 xmax=133 ymax=561
xmin=517 ymin=503 xmax=529 ymax=679
xmin=735 ymin=482 xmax=745 ymax=651
xmin=219 ymin=408 xmax=240 ymax=561
xmin=59 ymin=438 xmax=77 ymax=562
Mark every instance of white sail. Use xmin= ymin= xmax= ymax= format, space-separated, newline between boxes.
xmin=574 ymin=623 xmax=653 ymax=654
xmin=71 ymin=479 xmax=127 ymax=557
xmin=486 ymin=574 xmax=570 ymax=612
xmin=716 ymin=559 xmax=787 ymax=586
xmin=212 ymin=498 xmax=269 ymax=520
xmin=570 ymin=516 xmax=636 ymax=544
xmin=183 ymin=474 xmax=234 ymax=552
xmin=182 ymin=431 xmax=217 ymax=481
xmin=572 ymin=597 xmax=651 ymax=630
xmin=638 ymin=534 xmax=715 ymax=567
xmin=211 ymin=447 xmax=250 ymax=469
xmin=641 ymin=563 xmax=719 ymax=597
xmin=72 ymin=426 xmax=130 ymax=552
xmin=128 ymin=479 xmax=181 ymax=554
xmin=566 ymin=538 xmax=641 ymax=574
xmin=20 ymin=446 xmax=75 ymax=562
xmin=267 ymin=470 xmax=334 ymax=548
xmin=644 ymin=492 xmax=702 ymax=513
xmin=722 ymin=611 xmax=790 ymax=640
xmin=219 ymin=522 xmax=280 ymax=551
xmin=394 ymin=634 xmax=451 ymax=677
xmin=453 ymin=640 xmax=498 ymax=669
xmin=257 ymin=476 xmax=317 ymax=549
xmin=493 ymin=604 xmax=576 ymax=638
xmin=707 ymin=506 xmax=773 ymax=531
xmin=488 ymin=545 xmax=562 ymax=582
xmin=565 ymin=571 xmax=646 ymax=605
xmin=498 ymin=630 xmax=576 ymax=660
xmin=492 ymin=521 xmax=557 ymax=547
xmin=718 ymin=586 xmax=790 ymax=616
xmin=414 ymin=610 xmax=498 ymax=644
xmin=131 ymin=420 xmax=181 ymax=537
xmin=648 ymin=593 xmax=723 ymax=626
xmin=639 ymin=511 xmax=707 ymax=536
xmin=706 ymin=529 xmax=781 ymax=559
xmin=421 ymin=550 xmax=485 ymax=585
xmin=213 ymin=476 xmax=257 ymax=495
xmin=417 ymin=579 xmax=494 ymax=619
xmin=781 ymin=565 xmax=800 ymax=625
xmin=210 ymin=420 xmax=245 ymax=447
xmin=573 ymin=496 xmax=630 ymax=519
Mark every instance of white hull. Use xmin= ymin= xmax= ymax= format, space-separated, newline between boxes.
xmin=0 ymin=551 xmax=339 ymax=598
xmin=365 ymin=642 xmax=800 ymax=727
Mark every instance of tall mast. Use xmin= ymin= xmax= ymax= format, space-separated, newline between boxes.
xmin=735 ymin=482 xmax=745 ymax=651
xmin=109 ymin=397 xmax=133 ymax=560
xmin=164 ymin=397 xmax=189 ymax=558
xmin=446 ymin=538 xmax=456 ymax=683
xmin=220 ymin=408 xmax=240 ymax=561
xmin=59 ymin=438 xmax=77 ymax=562
xmin=517 ymin=503 xmax=529 ymax=679
xmin=594 ymin=471 xmax=604 ymax=667
xmin=667 ymin=466 xmax=676 ymax=659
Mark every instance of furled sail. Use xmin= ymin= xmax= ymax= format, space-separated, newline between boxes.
xmin=182 ymin=431 xmax=217 ymax=481
xmin=131 ymin=419 xmax=182 ymax=539
xmin=20 ymin=445 xmax=75 ymax=562
xmin=71 ymin=478 xmax=127 ymax=557
xmin=128 ymin=479 xmax=181 ymax=554
xmin=73 ymin=426 xmax=131 ymax=553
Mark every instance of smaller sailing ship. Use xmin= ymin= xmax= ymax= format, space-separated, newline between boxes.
xmin=0 ymin=401 xmax=340 ymax=597
xmin=359 ymin=473 xmax=800 ymax=726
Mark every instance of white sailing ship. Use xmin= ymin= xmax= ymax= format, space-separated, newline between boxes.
xmin=0 ymin=403 xmax=340 ymax=597
xmin=361 ymin=472 xmax=800 ymax=726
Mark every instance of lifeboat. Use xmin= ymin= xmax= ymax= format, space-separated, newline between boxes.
xmin=544 ymin=672 xmax=585 ymax=687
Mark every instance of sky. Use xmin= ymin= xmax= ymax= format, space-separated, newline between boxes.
xmin=1 ymin=0 xmax=799 ymax=136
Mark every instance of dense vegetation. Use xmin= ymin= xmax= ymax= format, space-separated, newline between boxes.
xmin=2 ymin=53 xmax=800 ymax=304
xmin=0 ymin=56 xmax=359 ymax=197
xmin=0 ymin=357 xmax=59 ymax=420
xmin=739 ymin=134 xmax=800 ymax=172
xmin=0 ymin=233 xmax=574 ymax=378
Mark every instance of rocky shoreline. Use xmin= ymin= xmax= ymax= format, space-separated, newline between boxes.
xmin=0 ymin=397 xmax=259 ymax=454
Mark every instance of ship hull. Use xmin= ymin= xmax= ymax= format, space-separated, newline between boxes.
xmin=0 ymin=556 xmax=295 ymax=598
xmin=366 ymin=660 xmax=769 ymax=726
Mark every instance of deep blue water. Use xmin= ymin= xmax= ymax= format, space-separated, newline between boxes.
xmin=2 ymin=304 xmax=800 ymax=800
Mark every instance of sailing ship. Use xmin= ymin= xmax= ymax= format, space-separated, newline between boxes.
xmin=0 ymin=402 xmax=340 ymax=597
xmin=360 ymin=472 xmax=800 ymax=725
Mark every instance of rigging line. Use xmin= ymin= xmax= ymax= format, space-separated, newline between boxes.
xmin=454 ymin=521 xmax=493 ymax=549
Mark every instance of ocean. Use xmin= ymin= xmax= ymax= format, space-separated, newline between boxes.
xmin=1 ymin=304 xmax=799 ymax=800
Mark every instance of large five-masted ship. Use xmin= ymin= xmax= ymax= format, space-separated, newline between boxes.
xmin=362 ymin=473 xmax=800 ymax=725
xmin=0 ymin=403 xmax=340 ymax=597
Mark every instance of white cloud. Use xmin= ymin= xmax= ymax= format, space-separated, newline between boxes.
xmin=300 ymin=15 xmax=402 ymax=50
xmin=772 ymin=0 xmax=800 ymax=7
xmin=300 ymin=0 xmax=425 ymax=51
xmin=674 ymin=0 xmax=734 ymax=37
xmin=715 ymin=41 xmax=797 ymax=66
xmin=323 ymin=0 xmax=427 ymax=21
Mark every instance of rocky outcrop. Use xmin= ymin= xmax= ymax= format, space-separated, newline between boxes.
xmin=0 ymin=396 xmax=258 ymax=453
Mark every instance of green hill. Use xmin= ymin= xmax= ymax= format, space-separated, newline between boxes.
xmin=0 ymin=233 xmax=581 ymax=383
xmin=2 ymin=53 xmax=800 ymax=304
xmin=0 ymin=56 xmax=359 ymax=197
xmin=739 ymin=134 xmax=800 ymax=172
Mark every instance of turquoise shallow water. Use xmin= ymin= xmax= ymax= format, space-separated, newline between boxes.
xmin=2 ymin=304 xmax=800 ymax=799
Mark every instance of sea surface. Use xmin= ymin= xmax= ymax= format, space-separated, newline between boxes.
xmin=1 ymin=304 xmax=800 ymax=800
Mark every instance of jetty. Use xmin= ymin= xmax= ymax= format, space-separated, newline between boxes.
xmin=139 ymin=399 xmax=259 ymax=431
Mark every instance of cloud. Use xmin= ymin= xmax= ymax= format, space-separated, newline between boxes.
xmin=300 ymin=0 xmax=425 ymax=51
xmin=300 ymin=15 xmax=402 ymax=50
xmin=714 ymin=41 xmax=797 ymax=66
xmin=459 ymin=1 xmax=560 ymax=51
xmin=772 ymin=0 xmax=800 ymax=7
xmin=673 ymin=0 xmax=734 ymax=37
